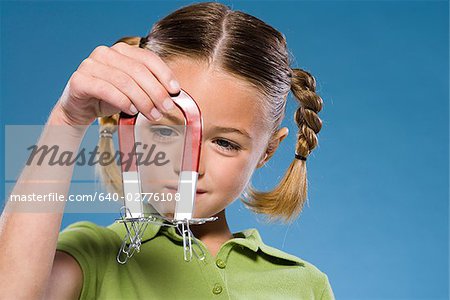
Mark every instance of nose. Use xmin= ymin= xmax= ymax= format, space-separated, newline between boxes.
xmin=196 ymin=139 xmax=208 ymax=177
xmin=173 ymin=141 xmax=206 ymax=177
xmin=197 ymin=151 xmax=205 ymax=177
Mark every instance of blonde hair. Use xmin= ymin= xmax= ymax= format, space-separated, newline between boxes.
xmin=97 ymin=2 xmax=323 ymax=224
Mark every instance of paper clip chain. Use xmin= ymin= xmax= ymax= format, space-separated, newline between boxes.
xmin=177 ymin=220 xmax=207 ymax=262
xmin=116 ymin=207 xmax=151 ymax=264
xmin=116 ymin=206 xmax=217 ymax=264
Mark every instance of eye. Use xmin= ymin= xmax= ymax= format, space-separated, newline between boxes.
xmin=150 ymin=126 xmax=179 ymax=142
xmin=213 ymin=139 xmax=241 ymax=152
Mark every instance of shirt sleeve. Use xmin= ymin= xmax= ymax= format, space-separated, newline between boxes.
xmin=56 ymin=221 xmax=117 ymax=299
xmin=319 ymin=273 xmax=335 ymax=300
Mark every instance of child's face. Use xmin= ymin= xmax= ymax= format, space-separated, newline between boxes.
xmin=137 ymin=57 xmax=288 ymax=218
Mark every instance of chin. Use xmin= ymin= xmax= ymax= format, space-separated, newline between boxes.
xmin=192 ymin=207 xmax=223 ymax=220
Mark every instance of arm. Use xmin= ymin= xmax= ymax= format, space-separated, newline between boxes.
xmin=0 ymin=41 xmax=180 ymax=299
xmin=0 ymin=106 xmax=87 ymax=299
xmin=44 ymin=251 xmax=84 ymax=300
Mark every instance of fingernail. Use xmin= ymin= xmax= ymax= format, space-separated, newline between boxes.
xmin=163 ymin=98 xmax=175 ymax=111
xmin=129 ymin=104 xmax=138 ymax=115
xmin=169 ymin=80 xmax=180 ymax=91
xmin=150 ymin=108 xmax=163 ymax=120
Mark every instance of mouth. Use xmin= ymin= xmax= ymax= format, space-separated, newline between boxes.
xmin=165 ymin=185 xmax=207 ymax=194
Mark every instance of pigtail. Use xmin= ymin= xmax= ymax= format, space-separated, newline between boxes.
xmin=95 ymin=36 xmax=146 ymax=196
xmin=291 ymin=68 xmax=323 ymax=157
xmin=96 ymin=113 xmax=123 ymax=196
xmin=242 ymin=68 xmax=323 ymax=224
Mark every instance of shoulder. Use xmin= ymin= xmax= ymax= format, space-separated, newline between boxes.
xmin=58 ymin=220 xmax=119 ymax=245
xmin=58 ymin=220 xmax=121 ymax=239
xmin=56 ymin=221 xmax=121 ymax=299
xmin=56 ymin=221 xmax=121 ymax=265
xmin=260 ymin=242 xmax=327 ymax=278
xmin=253 ymin=234 xmax=335 ymax=299
xmin=261 ymin=243 xmax=334 ymax=299
xmin=59 ymin=220 xmax=106 ymax=233
xmin=233 ymin=233 xmax=335 ymax=300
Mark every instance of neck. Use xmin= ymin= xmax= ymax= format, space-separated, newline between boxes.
xmin=189 ymin=209 xmax=233 ymax=258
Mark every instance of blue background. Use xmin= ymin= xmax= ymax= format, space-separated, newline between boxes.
xmin=1 ymin=1 xmax=448 ymax=299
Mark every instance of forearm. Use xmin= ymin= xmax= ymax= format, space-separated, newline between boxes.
xmin=0 ymin=105 xmax=88 ymax=298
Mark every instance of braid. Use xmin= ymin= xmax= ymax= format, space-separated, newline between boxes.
xmin=242 ymin=68 xmax=324 ymax=224
xmin=97 ymin=113 xmax=123 ymax=196
xmin=290 ymin=68 xmax=323 ymax=160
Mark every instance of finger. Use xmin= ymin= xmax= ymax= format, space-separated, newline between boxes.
xmin=70 ymin=71 xmax=136 ymax=116
xmin=78 ymin=57 xmax=159 ymax=121
xmin=90 ymin=45 xmax=176 ymax=117
xmin=97 ymin=99 xmax=121 ymax=117
xmin=112 ymin=42 xmax=181 ymax=95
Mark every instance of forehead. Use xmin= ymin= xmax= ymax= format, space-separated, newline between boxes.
xmin=165 ymin=58 xmax=269 ymax=139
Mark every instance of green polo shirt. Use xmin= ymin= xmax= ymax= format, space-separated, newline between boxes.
xmin=56 ymin=221 xmax=334 ymax=299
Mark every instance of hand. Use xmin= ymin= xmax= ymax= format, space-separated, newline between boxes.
xmin=53 ymin=42 xmax=181 ymax=126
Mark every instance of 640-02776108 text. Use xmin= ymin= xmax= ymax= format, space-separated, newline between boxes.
xmin=7 ymin=192 xmax=181 ymax=202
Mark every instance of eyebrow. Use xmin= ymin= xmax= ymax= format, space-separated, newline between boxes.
xmin=162 ymin=113 xmax=253 ymax=140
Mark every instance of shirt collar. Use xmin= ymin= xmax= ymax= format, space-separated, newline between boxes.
xmin=108 ymin=222 xmax=304 ymax=265
xmin=108 ymin=219 xmax=166 ymax=243
xmin=227 ymin=228 xmax=305 ymax=265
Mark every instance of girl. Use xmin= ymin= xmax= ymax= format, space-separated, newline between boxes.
xmin=0 ymin=2 xmax=334 ymax=299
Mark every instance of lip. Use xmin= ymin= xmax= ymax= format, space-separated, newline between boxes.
xmin=165 ymin=185 xmax=207 ymax=194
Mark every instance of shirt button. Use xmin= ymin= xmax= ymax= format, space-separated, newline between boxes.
xmin=216 ymin=259 xmax=226 ymax=269
xmin=212 ymin=283 xmax=223 ymax=295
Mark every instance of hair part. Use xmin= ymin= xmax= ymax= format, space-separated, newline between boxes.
xmin=97 ymin=2 xmax=324 ymax=224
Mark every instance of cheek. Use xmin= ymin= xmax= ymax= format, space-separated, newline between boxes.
xmin=209 ymin=154 xmax=255 ymax=198
xmin=194 ymin=151 xmax=261 ymax=218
